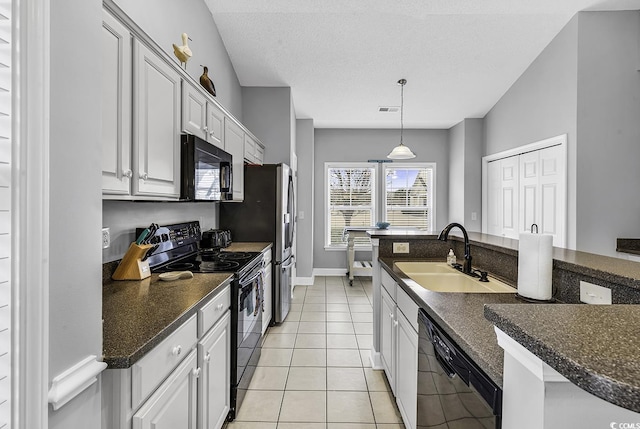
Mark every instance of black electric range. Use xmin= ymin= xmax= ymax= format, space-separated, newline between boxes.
xmin=140 ymin=221 xmax=264 ymax=422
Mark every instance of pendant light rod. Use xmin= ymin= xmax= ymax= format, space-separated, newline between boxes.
xmin=398 ymin=78 xmax=406 ymax=146
xmin=387 ymin=78 xmax=416 ymax=159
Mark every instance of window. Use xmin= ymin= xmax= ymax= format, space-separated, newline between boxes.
xmin=325 ymin=163 xmax=436 ymax=248
xmin=325 ymin=164 xmax=375 ymax=247
xmin=384 ymin=165 xmax=435 ymax=230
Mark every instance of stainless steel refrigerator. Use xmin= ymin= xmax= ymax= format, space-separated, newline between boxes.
xmin=220 ymin=163 xmax=295 ymax=324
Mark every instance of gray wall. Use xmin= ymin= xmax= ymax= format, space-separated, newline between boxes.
xmin=575 ymin=11 xmax=640 ymax=256
xmin=447 ymin=118 xmax=483 ymax=232
xmin=295 ymin=119 xmax=315 ymax=279
xmin=483 ymin=15 xmax=579 ymax=249
xmin=113 ymin=0 xmax=243 ymax=118
xmin=313 ymin=129 xmax=449 ymax=269
xmin=49 ymin=0 xmax=103 ymax=427
xmin=242 ymin=87 xmax=294 ymax=165
xmin=102 ymin=202 xmax=219 ymax=262
xmin=483 ymin=10 xmax=640 ymax=257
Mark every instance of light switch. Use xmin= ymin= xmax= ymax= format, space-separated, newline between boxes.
xmin=471 ymin=212 xmax=477 ymax=221
xmin=299 ymin=211 xmax=305 ymax=220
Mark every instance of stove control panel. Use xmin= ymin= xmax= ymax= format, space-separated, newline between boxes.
xmin=137 ymin=221 xmax=202 ymax=269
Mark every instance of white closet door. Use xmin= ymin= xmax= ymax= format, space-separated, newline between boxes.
xmin=487 ymin=155 xmax=520 ymax=239
xmin=538 ymin=145 xmax=566 ymax=247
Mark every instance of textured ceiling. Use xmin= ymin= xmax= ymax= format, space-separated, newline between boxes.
xmin=205 ymin=0 xmax=640 ymax=128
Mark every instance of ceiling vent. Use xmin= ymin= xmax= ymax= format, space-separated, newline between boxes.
xmin=378 ymin=106 xmax=399 ymax=113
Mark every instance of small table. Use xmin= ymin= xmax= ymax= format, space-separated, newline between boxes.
xmin=342 ymin=227 xmax=375 ymax=286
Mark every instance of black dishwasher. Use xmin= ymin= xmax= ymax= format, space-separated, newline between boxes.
xmin=417 ymin=309 xmax=502 ymax=429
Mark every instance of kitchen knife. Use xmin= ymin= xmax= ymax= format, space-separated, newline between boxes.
xmin=145 ymin=223 xmax=159 ymax=244
xmin=136 ymin=228 xmax=150 ymax=245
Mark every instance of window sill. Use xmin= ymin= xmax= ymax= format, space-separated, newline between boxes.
xmin=324 ymin=245 xmax=373 ymax=252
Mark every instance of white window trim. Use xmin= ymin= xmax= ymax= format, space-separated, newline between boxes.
xmin=383 ymin=163 xmax=436 ymax=231
xmin=324 ymin=162 xmax=376 ymax=250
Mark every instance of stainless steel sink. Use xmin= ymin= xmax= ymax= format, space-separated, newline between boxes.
xmin=394 ymin=262 xmax=516 ymax=293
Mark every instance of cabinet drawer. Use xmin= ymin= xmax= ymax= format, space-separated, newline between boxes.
xmin=381 ymin=269 xmax=396 ymax=301
xmin=198 ymin=285 xmax=230 ymax=337
xmin=131 ymin=315 xmax=198 ymax=409
xmin=396 ymin=286 xmax=419 ymax=333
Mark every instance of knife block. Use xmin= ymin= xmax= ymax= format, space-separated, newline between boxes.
xmin=112 ymin=242 xmax=153 ymax=281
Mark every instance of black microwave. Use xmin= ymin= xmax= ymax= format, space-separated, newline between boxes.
xmin=181 ymin=133 xmax=233 ymax=201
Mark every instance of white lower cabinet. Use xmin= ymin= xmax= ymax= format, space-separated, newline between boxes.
xmin=379 ymin=272 xmax=419 ymax=429
xmin=396 ymin=309 xmax=418 ymax=429
xmin=380 ymin=287 xmax=396 ymax=394
xmin=198 ymin=311 xmax=231 ymax=429
xmin=262 ymin=248 xmax=273 ymax=335
xmin=102 ymin=285 xmax=231 ymax=429
xmin=133 ymin=349 xmax=198 ymax=429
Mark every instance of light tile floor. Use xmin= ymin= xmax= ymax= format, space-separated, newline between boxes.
xmin=226 ymin=276 xmax=405 ymax=429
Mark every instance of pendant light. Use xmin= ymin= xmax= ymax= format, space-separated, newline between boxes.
xmin=387 ymin=78 xmax=416 ymax=160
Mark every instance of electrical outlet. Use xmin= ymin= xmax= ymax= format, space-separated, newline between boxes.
xmin=471 ymin=212 xmax=478 ymax=221
xmin=580 ymin=281 xmax=611 ymax=305
xmin=102 ymin=228 xmax=110 ymax=249
xmin=393 ymin=242 xmax=410 ymax=254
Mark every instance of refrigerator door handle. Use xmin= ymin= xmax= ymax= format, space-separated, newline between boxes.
xmin=283 ymin=213 xmax=291 ymax=224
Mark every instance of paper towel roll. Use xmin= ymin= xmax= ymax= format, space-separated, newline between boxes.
xmin=517 ymin=232 xmax=553 ymax=300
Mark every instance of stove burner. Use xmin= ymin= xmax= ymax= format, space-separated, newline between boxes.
xmin=166 ymin=262 xmax=195 ymax=271
xmin=199 ymin=260 xmax=240 ymax=271
xmin=219 ymin=252 xmax=253 ymax=261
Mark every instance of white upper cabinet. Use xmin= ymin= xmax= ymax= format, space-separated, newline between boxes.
xmin=101 ymin=4 xmax=264 ymax=201
xmin=182 ymin=82 xmax=225 ymax=150
xmin=244 ymin=133 xmax=264 ymax=165
xmin=133 ymin=40 xmax=181 ymax=198
xmin=101 ymin=9 xmax=132 ymax=195
xmin=224 ymin=118 xmax=245 ymax=202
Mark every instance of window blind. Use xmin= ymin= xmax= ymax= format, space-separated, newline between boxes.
xmin=327 ymin=166 xmax=375 ymax=247
xmin=384 ymin=166 xmax=433 ymax=230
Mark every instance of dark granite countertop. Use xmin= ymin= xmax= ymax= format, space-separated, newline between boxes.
xmin=379 ymin=257 xmax=520 ymax=387
xmin=224 ymin=242 xmax=272 ymax=253
xmin=484 ymin=304 xmax=640 ymax=413
xmin=103 ymin=273 xmax=232 ymax=368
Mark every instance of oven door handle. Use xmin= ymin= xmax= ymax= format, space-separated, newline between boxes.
xmin=241 ymin=271 xmax=264 ymax=286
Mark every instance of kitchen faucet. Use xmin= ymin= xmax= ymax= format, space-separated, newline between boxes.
xmin=438 ymin=222 xmax=472 ymax=275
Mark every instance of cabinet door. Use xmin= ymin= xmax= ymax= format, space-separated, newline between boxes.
xmin=198 ymin=312 xmax=230 ymax=429
xmin=182 ymin=82 xmax=207 ymax=141
xmin=133 ymin=40 xmax=181 ymax=198
xmin=380 ymin=287 xmax=396 ymax=394
xmin=254 ymin=144 xmax=264 ymax=166
xmin=133 ymin=349 xmax=198 ymax=429
xmin=224 ymin=118 xmax=244 ymax=202
xmin=396 ymin=311 xmax=418 ymax=429
xmin=244 ymin=134 xmax=256 ymax=163
xmin=101 ymin=9 xmax=132 ymax=195
xmin=206 ymin=102 xmax=224 ymax=149
xmin=262 ymin=262 xmax=272 ymax=335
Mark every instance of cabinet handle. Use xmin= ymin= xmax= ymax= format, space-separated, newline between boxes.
xmin=389 ymin=312 xmax=394 ymax=319
xmin=171 ymin=345 xmax=182 ymax=356
xmin=393 ymin=320 xmax=398 ymax=327
xmin=209 ymin=131 xmax=215 ymax=137
xmin=204 ymin=352 xmax=211 ymax=363
xmin=123 ymin=169 xmax=132 ymax=178
xmin=140 ymin=172 xmax=148 ymax=180
xmin=192 ymin=367 xmax=201 ymax=378
xmin=203 ymin=126 xmax=209 ymax=132
xmin=216 ymin=303 xmax=224 ymax=311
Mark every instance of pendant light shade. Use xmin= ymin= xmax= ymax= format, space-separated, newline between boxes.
xmin=387 ymin=78 xmax=416 ymax=160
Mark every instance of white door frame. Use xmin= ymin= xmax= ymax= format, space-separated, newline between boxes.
xmin=14 ymin=0 xmax=50 ymax=427
xmin=481 ymin=134 xmax=567 ymax=237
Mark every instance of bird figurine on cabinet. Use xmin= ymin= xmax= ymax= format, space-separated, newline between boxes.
xmin=172 ymin=33 xmax=192 ymax=69
xmin=199 ymin=66 xmax=216 ymax=97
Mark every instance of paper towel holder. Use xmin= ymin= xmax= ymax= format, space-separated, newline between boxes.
xmin=530 ymin=224 xmax=539 ymax=234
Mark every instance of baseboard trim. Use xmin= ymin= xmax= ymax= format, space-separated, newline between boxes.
xmin=370 ymin=351 xmax=383 ymax=370
xmin=313 ymin=268 xmax=348 ymax=277
xmin=294 ymin=276 xmax=314 ymax=285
